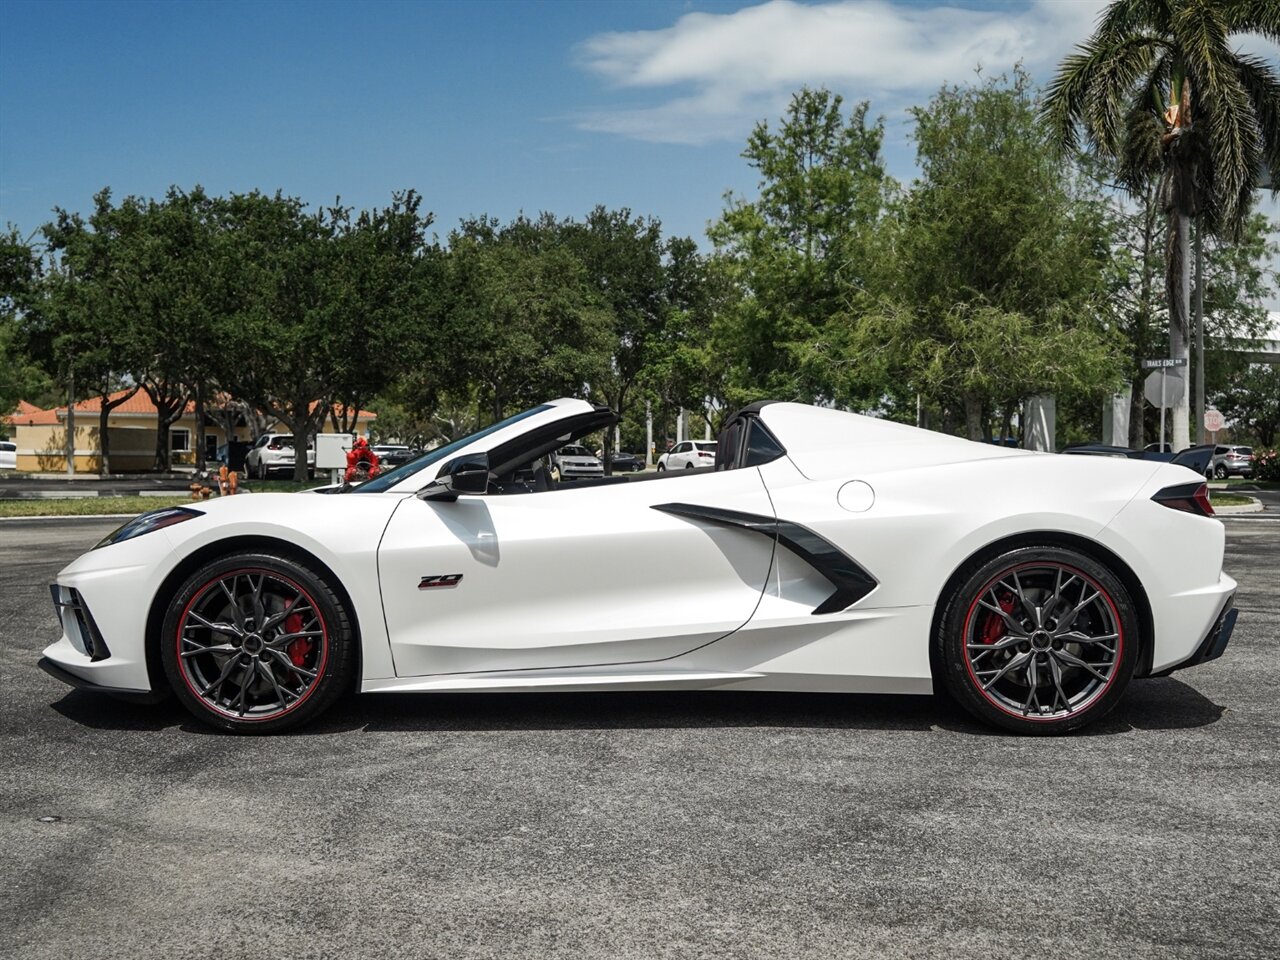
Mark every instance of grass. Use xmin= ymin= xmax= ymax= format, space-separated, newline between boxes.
xmin=0 ymin=495 xmax=195 ymax=518
xmin=1219 ymin=477 xmax=1279 ymax=490
xmin=0 ymin=482 xmax=319 ymax=518
xmin=1210 ymin=492 xmax=1253 ymax=507
xmin=240 ymin=478 xmax=323 ymax=493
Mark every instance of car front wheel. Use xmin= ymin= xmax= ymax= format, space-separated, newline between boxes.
xmin=935 ymin=545 xmax=1137 ymax=735
xmin=160 ymin=552 xmax=355 ymax=733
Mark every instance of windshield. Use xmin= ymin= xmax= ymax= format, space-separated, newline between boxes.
xmin=352 ymin=405 xmax=551 ymax=493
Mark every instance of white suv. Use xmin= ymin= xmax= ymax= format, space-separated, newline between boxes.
xmin=0 ymin=440 xmax=16 ymax=470
xmin=245 ymin=434 xmax=315 ymax=479
xmin=657 ymin=440 xmax=717 ymax=471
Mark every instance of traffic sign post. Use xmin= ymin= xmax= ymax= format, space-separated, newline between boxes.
xmin=1204 ymin=408 xmax=1224 ymax=439
xmin=1143 ymin=370 xmax=1185 ymax=451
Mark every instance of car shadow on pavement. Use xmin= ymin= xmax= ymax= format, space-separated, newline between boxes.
xmin=324 ymin=677 xmax=1223 ymax=737
xmin=47 ymin=676 xmax=1223 ymax=737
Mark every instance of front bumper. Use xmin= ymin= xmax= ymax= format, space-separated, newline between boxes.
xmin=38 ymin=655 xmax=163 ymax=702
xmin=41 ymin=530 xmax=171 ymax=694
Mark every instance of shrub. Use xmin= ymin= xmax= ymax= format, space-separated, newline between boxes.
xmin=1254 ymin=449 xmax=1280 ymax=482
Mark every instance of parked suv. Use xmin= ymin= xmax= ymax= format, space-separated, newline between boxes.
xmin=657 ymin=440 xmax=717 ymax=471
xmin=1209 ymin=444 xmax=1253 ymax=479
xmin=245 ymin=434 xmax=315 ymax=479
xmin=0 ymin=440 xmax=16 ymax=470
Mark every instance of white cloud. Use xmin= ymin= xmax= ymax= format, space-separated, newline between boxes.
xmin=573 ymin=0 xmax=1112 ymax=144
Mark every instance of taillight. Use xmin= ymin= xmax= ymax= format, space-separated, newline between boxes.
xmin=1152 ymin=482 xmax=1215 ymax=517
xmin=268 ymin=442 xmax=281 ymax=450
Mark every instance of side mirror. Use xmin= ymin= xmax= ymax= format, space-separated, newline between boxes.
xmin=417 ymin=453 xmax=490 ymax=502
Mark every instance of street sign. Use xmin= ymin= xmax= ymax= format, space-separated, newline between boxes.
xmin=1143 ymin=369 xmax=1184 ymax=408
xmin=1141 ymin=357 xmax=1188 ymax=369
xmin=1204 ymin=409 xmax=1225 ymax=433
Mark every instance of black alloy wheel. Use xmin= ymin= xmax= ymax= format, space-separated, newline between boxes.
xmin=161 ymin=552 xmax=355 ymax=733
xmin=936 ymin=545 xmax=1138 ymax=734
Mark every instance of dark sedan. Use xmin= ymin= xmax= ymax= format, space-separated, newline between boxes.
xmin=609 ymin=451 xmax=645 ymax=472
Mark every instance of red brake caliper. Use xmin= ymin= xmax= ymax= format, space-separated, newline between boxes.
xmin=979 ymin=592 xmax=1016 ymax=644
xmin=284 ymin=612 xmax=312 ymax=667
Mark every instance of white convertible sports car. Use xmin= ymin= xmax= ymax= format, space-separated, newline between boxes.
xmin=41 ymin=398 xmax=1237 ymax=735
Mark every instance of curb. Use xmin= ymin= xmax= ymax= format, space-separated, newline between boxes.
xmin=0 ymin=489 xmax=189 ymax=500
xmin=0 ymin=514 xmax=137 ymax=522
xmin=1213 ymin=496 xmax=1265 ymax=515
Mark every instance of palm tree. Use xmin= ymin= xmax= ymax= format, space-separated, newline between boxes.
xmin=1042 ymin=0 xmax=1279 ymax=450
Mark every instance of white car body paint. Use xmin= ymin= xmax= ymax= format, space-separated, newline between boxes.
xmin=42 ymin=399 xmax=1235 ymax=703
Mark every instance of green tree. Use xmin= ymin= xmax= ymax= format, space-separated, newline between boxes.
xmin=322 ymin=191 xmax=440 ymax=434
xmin=437 ymin=217 xmax=613 ymax=423
xmin=709 ymin=87 xmax=889 ymax=406
xmin=41 ymin=192 xmax=146 ymax=475
xmin=1215 ymin=363 xmax=1280 ymax=446
xmin=641 ymin=236 xmax=731 ymax=434
xmin=1043 ymin=0 xmax=1280 ymax=450
xmin=848 ymin=70 xmax=1123 ymax=440
xmin=216 ymin=191 xmax=437 ymax=480
xmin=560 ymin=207 xmax=668 ymax=471
xmin=0 ymin=229 xmax=54 ymax=423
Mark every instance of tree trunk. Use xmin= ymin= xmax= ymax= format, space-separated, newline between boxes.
xmin=97 ymin=384 xmax=141 ymax=476
xmin=1166 ymin=207 xmax=1192 ymax=452
xmin=1129 ymin=379 xmax=1146 ymax=450
xmin=153 ymin=400 xmax=182 ymax=472
xmin=193 ymin=383 xmax=205 ymax=473
xmin=281 ymin=401 xmax=327 ymax=482
xmin=962 ymin=394 xmax=984 ymax=442
xmin=99 ymin=400 xmax=111 ymax=477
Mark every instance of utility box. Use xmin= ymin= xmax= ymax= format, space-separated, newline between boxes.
xmin=315 ymin=433 xmax=353 ymax=471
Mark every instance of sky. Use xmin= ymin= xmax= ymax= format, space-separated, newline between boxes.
xmin=2 ymin=0 xmax=1277 ymax=304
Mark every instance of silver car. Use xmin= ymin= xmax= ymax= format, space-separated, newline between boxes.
xmin=551 ymin=444 xmax=603 ymax=481
xmin=1209 ymin=444 xmax=1253 ymax=479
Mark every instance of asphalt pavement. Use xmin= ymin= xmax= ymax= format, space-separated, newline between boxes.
xmin=1 ymin=518 xmax=1277 ymax=959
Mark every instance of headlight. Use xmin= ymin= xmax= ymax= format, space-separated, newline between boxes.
xmin=95 ymin=506 xmax=204 ymax=549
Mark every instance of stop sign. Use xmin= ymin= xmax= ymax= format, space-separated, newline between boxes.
xmin=1204 ymin=409 xmax=1225 ymax=433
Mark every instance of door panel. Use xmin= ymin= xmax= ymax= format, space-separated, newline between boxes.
xmin=378 ymin=468 xmax=776 ymax=676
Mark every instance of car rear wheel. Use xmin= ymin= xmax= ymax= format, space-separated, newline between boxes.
xmin=1215 ymin=464 xmax=1228 ymax=479
xmin=935 ymin=545 xmax=1137 ymax=735
xmin=161 ymin=552 xmax=355 ymax=733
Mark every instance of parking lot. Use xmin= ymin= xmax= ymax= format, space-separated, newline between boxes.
xmin=1 ymin=517 xmax=1277 ymax=959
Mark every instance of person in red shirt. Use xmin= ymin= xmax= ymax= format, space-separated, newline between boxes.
xmin=344 ymin=436 xmax=381 ymax=483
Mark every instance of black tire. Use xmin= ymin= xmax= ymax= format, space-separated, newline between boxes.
xmin=656 ymin=463 xmax=666 ymax=472
xmin=935 ymin=545 xmax=1138 ymax=735
xmin=1215 ymin=464 xmax=1228 ymax=479
xmin=685 ymin=462 xmax=695 ymax=469
xmin=161 ymin=551 xmax=355 ymax=733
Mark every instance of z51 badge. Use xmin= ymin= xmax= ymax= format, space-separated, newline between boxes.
xmin=418 ymin=574 xmax=463 ymax=590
